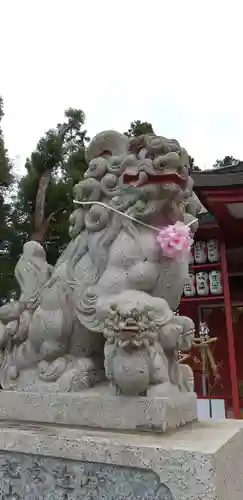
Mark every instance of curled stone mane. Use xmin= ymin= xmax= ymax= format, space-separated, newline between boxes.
xmin=0 ymin=128 xmax=204 ymax=396
xmin=71 ymin=130 xmax=199 ymax=249
xmin=67 ymin=130 xmax=202 ymax=331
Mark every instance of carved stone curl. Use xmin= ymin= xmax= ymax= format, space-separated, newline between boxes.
xmin=0 ymin=130 xmax=203 ymax=394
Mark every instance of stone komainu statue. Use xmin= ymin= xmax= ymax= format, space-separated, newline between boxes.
xmin=0 ymin=131 xmax=202 ymax=395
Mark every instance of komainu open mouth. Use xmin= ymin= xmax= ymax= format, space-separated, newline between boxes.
xmin=123 ymin=171 xmax=185 ymax=188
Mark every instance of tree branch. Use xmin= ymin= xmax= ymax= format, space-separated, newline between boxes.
xmin=33 ymin=121 xmax=74 ymax=234
xmin=31 ymin=207 xmax=67 ymax=243
xmin=34 ymin=169 xmax=52 ymax=230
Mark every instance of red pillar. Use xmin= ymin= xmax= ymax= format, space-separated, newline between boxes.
xmin=220 ymin=239 xmax=240 ymax=418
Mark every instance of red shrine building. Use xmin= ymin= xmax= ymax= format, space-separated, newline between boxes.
xmin=180 ymin=164 xmax=243 ymax=419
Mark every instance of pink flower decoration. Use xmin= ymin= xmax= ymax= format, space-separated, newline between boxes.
xmin=157 ymin=222 xmax=194 ymax=260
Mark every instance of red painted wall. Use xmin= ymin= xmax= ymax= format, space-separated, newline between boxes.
xmin=231 ymin=308 xmax=243 ymax=401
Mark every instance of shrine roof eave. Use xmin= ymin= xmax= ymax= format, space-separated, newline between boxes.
xmin=191 ymin=162 xmax=243 ymax=190
xmin=191 ymin=163 xmax=243 ymax=239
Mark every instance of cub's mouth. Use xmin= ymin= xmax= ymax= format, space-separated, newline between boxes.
xmin=123 ymin=171 xmax=185 ymax=188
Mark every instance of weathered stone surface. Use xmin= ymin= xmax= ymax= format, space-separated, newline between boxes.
xmin=0 ymin=452 xmax=172 ymax=499
xmin=0 ymin=131 xmax=201 ymax=399
xmin=0 ymin=389 xmax=197 ymax=432
xmin=0 ymin=419 xmax=242 ymax=499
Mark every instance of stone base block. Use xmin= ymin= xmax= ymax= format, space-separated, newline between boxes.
xmin=0 ymin=419 xmax=242 ymax=498
xmin=0 ymin=388 xmax=197 ymax=432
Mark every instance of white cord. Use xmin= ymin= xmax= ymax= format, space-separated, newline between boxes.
xmin=73 ymin=200 xmax=198 ymax=232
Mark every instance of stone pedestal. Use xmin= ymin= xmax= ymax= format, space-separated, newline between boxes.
xmin=0 ymin=388 xmax=197 ymax=432
xmin=0 ymin=392 xmax=242 ymax=499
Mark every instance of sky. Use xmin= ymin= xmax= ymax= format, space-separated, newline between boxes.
xmin=1 ymin=0 xmax=243 ymax=175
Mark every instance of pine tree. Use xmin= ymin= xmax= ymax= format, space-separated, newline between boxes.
xmin=124 ymin=120 xmax=154 ymax=137
xmin=213 ymin=156 xmax=240 ymax=168
xmin=0 ymin=97 xmax=15 ymax=304
xmin=12 ymin=108 xmax=89 ymax=266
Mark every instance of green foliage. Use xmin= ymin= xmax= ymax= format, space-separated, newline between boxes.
xmin=213 ymin=155 xmax=240 ymax=168
xmin=0 ymin=97 xmax=15 ymax=304
xmin=124 ymin=120 xmax=154 ymax=137
xmin=0 ymin=98 xmax=13 ymax=191
xmin=11 ymin=108 xmax=89 ymax=269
